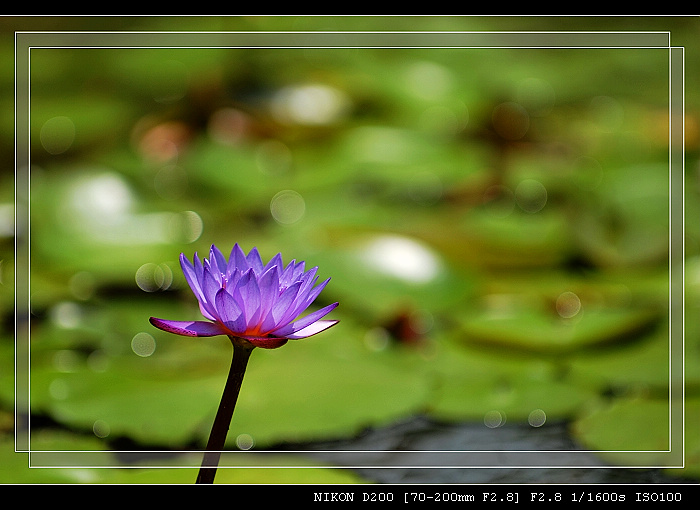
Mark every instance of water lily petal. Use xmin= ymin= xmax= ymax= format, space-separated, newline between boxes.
xmin=282 ymin=319 xmax=339 ymax=340
xmin=243 ymin=336 xmax=289 ymax=349
xmin=198 ymin=302 xmax=217 ymax=322
xmin=149 ymin=317 xmax=228 ymax=337
xmin=193 ymin=252 xmax=205 ymax=286
xmin=232 ymin=269 xmax=261 ymax=330
xmin=273 ymin=281 xmax=309 ymax=327
xmin=262 ymin=252 xmax=284 ymax=275
xmin=228 ymin=243 xmax=249 ymax=274
xmin=180 ymin=253 xmax=203 ymax=300
xmin=259 ymin=280 xmax=301 ymax=333
xmin=156 ymin=244 xmax=337 ymax=346
xmin=246 ymin=247 xmax=264 ymax=275
xmin=279 ymin=259 xmax=304 ymax=290
xmin=209 ymin=245 xmax=227 ymax=277
xmin=278 ymin=275 xmax=327 ymax=326
xmin=257 ymin=265 xmax=280 ymax=323
xmin=300 ymin=277 xmax=330 ymax=310
xmin=200 ymin=267 xmax=222 ymax=320
xmin=271 ymin=302 xmax=339 ymax=337
xmin=215 ymin=288 xmax=247 ymax=335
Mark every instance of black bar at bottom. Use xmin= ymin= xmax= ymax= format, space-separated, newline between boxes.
xmin=44 ymin=482 xmax=698 ymax=504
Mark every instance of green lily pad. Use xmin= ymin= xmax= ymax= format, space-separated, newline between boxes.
xmin=572 ymin=397 xmax=694 ymax=472
xmin=11 ymin=22 xmax=692 ymax=482
xmin=27 ymin=304 xmax=431 ymax=449
xmin=227 ymin=330 xmax=430 ymax=446
xmin=110 ymin=454 xmax=369 ymax=484
xmin=429 ymin=375 xmax=593 ymax=425
xmin=567 ymin=328 xmax=671 ymax=393
xmin=1 ymin=429 xmax=367 ymax=484
xmin=29 ymin=345 xmax=232 ymax=447
xmin=459 ymin=304 xmax=659 ymax=354
xmin=27 ymin=167 xmax=199 ymax=292
xmin=424 ymin=338 xmax=595 ymax=423
xmin=0 ymin=430 xmax=116 ymax=484
xmin=455 ymin=208 xmax=573 ymax=269
xmin=286 ymin=232 xmax=475 ymax=321
xmin=30 ymin=94 xmax=136 ymax=157
xmin=571 ymin=164 xmax=670 ymax=269
xmin=0 ymin=339 xmax=14 ymax=407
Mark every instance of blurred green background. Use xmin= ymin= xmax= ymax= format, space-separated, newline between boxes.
xmin=1 ymin=16 xmax=699 ymax=484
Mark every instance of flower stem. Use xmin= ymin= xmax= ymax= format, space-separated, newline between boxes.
xmin=196 ymin=339 xmax=254 ymax=484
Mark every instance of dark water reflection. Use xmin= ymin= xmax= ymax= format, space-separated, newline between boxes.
xmin=274 ymin=416 xmax=690 ymax=484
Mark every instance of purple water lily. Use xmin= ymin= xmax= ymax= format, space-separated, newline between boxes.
xmin=150 ymin=243 xmax=338 ymax=349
